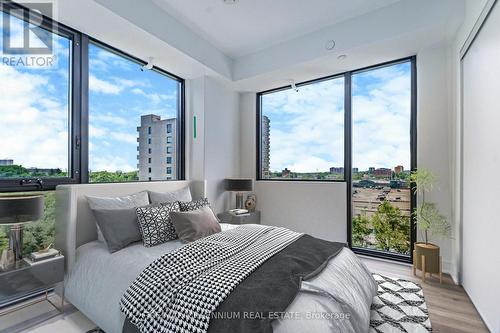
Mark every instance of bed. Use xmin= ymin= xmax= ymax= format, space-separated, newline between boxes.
xmin=55 ymin=181 xmax=377 ymax=333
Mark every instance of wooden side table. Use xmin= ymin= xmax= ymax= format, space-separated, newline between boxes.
xmin=217 ymin=210 xmax=261 ymax=225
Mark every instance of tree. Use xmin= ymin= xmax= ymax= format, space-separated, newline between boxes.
xmin=352 ymin=213 xmax=372 ymax=248
xmin=0 ymin=227 xmax=9 ymax=251
xmin=89 ymin=171 xmax=138 ymax=183
xmin=22 ymin=191 xmax=56 ymax=255
xmin=372 ymin=200 xmax=410 ymax=254
xmin=410 ymin=169 xmax=450 ymax=244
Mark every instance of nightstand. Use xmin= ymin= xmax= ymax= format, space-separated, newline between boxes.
xmin=0 ymin=255 xmax=65 ymax=317
xmin=218 ymin=210 xmax=261 ymax=225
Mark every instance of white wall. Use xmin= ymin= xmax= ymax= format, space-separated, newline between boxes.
xmin=188 ymin=76 xmax=240 ymax=213
xmin=460 ymin=1 xmax=500 ymax=332
xmin=450 ymin=0 xmax=489 ymax=287
xmin=416 ymin=43 xmax=455 ymax=276
xmin=204 ymin=78 xmax=240 ymax=213
xmin=256 ymin=182 xmax=347 ymax=243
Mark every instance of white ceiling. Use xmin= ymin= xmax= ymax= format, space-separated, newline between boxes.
xmin=152 ymin=0 xmax=402 ymax=59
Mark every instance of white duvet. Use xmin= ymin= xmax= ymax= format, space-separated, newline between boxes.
xmin=65 ymin=224 xmax=377 ymax=333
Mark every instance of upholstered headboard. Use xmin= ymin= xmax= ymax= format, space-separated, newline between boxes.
xmin=55 ymin=180 xmax=206 ymax=272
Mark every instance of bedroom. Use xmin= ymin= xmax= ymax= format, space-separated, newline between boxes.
xmin=0 ymin=0 xmax=498 ymax=332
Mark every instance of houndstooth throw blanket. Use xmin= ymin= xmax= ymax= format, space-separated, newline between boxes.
xmin=120 ymin=225 xmax=303 ymax=333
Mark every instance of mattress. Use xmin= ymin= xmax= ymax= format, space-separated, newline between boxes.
xmin=65 ymin=224 xmax=377 ymax=333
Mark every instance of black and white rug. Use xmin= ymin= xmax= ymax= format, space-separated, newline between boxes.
xmin=370 ymin=274 xmax=432 ymax=333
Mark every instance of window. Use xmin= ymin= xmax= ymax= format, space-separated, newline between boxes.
xmin=257 ymin=57 xmax=416 ymax=262
xmin=351 ymin=60 xmax=414 ymax=258
xmin=167 ymin=123 xmax=172 ymax=133
xmin=167 ymin=167 xmax=172 ymax=174
xmin=0 ymin=4 xmax=80 ymax=191
xmin=167 ymin=147 xmax=172 ymax=154
xmin=167 ymin=157 xmax=172 ymax=164
xmin=88 ymin=42 xmax=183 ymax=183
xmin=258 ymin=77 xmax=345 ymax=180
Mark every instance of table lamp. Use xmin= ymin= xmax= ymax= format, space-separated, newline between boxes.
xmin=0 ymin=195 xmax=44 ymax=263
xmin=225 ymin=179 xmax=253 ymax=209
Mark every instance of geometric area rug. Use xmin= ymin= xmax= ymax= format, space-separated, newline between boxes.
xmin=370 ymin=274 xmax=432 ymax=332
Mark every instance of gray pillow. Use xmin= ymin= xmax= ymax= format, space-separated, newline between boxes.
xmin=136 ymin=202 xmax=180 ymax=247
xmin=92 ymin=208 xmax=142 ymax=253
xmin=170 ymin=206 xmax=221 ymax=242
xmin=148 ymin=187 xmax=192 ymax=204
xmin=86 ymin=192 xmax=150 ymax=242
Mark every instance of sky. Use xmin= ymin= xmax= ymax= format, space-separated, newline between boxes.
xmin=88 ymin=44 xmax=179 ymax=173
xmin=1 ymin=12 xmax=410 ymax=176
xmin=0 ymin=13 xmax=179 ymax=173
xmin=262 ymin=62 xmax=411 ymax=173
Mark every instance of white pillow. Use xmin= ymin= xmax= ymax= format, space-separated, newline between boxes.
xmin=86 ymin=191 xmax=150 ymax=242
xmin=148 ymin=187 xmax=192 ymax=204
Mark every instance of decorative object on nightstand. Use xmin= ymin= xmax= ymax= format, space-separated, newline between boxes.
xmin=217 ymin=210 xmax=261 ymax=225
xmin=410 ymin=169 xmax=451 ymax=283
xmin=0 ymin=194 xmax=44 ymax=269
xmin=244 ymin=194 xmax=256 ymax=212
xmin=225 ymin=178 xmax=253 ymax=209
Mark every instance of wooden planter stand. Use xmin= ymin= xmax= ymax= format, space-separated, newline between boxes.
xmin=413 ymin=242 xmax=442 ymax=283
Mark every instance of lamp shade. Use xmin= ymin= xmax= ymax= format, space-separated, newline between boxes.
xmin=225 ymin=178 xmax=253 ymax=192
xmin=0 ymin=195 xmax=44 ymax=225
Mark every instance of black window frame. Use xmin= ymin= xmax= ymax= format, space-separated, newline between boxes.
xmin=0 ymin=1 xmax=82 ymax=192
xmin=256 ymin=57 xmax=417 ymax=263
xmin=0 ymin=1 xmax=186 ymax=192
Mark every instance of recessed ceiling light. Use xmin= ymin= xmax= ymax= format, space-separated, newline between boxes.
xmin=338 ymin=54 xmax=347 ymax=60
xmin=325 ymin=40 xmax=336 ymax=51
xmin=223 ymin=0 xmax=238 ymax=4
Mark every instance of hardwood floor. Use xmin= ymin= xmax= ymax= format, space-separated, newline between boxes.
xmin=362 ymin=257 xmax=490 ymax=333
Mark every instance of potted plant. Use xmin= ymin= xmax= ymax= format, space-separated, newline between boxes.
xmin=410 ymin=168 xmax=451 ymax=283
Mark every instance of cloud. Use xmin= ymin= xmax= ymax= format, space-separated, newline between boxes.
xmin=262 ymin=63 xmax=412 ymax=173
xmin=91 ymin=113 xmax=129 ymax=126
xmin=109 ymin=132 xmax=137 ymax=144
xmin=262 ymin=78 xmax=345 ymax=173
xmin=89 ymin=74 xmax=123 ymax=94
xmin=89 ymin=156 xmax=135 ymax=173
xmin=131 ymin=87 xmax=176 ymax=106
xmin=0 ymin=65 xmax=68 ymax=169
xmin=352 ymin=64 xmax=411 ymax=170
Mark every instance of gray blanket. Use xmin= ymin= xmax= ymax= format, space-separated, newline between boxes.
xmin=123 ymin=230 xmax=345 ymax=333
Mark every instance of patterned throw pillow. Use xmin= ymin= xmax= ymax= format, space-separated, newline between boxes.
xmin=179 ymin=198 xmax=211 ymax=212
xmin=136 ymin=202 xmax=180 ymax=247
